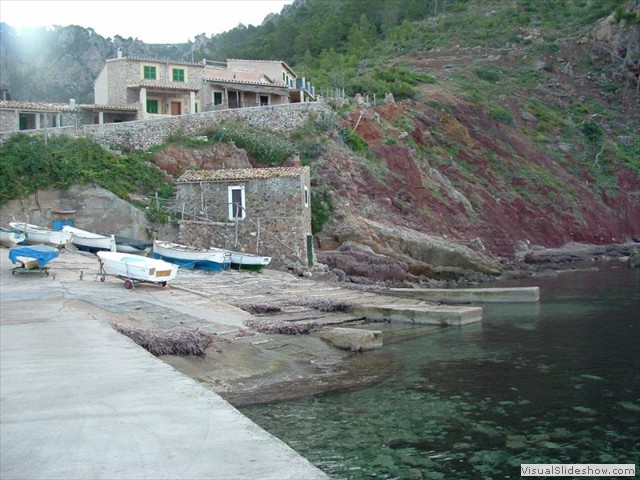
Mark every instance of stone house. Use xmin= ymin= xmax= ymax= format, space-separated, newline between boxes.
xmin=1 ymin=55 xmax=316 ymax=136
xmin=94 ymin=53 xmax=316 ymax=120
xmin=0 ymin=99 xmax=136 ymax=133
xmin=174 ymin=166 xmax=314 ymax=270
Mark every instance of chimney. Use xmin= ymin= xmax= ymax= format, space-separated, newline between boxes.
xmin=292 ymin=154 xmax=301 ymax=167
xmin=69 ymin=98 xmax=76 ymax=107
xmin=117 ymin=48 xmax=123 ymax=59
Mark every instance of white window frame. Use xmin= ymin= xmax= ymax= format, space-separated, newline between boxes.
xmin=228 ymin=185 xmax=246 ymax=220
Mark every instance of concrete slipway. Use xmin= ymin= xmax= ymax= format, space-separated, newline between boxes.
xmin=0 ymin=250 xmax=328 ymax=480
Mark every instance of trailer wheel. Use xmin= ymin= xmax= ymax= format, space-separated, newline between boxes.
xmin=11 ymin=270 xmax=15 ymax=276
xmin=45 ymin=270 xmax=49 ymax=277
xmin=124 ymin=280 xmax=133 ymax=290
xmin=161 ymin=281 xmax=167 ymax=287
xmin=100 ymin=276 xmax=105 ymax=282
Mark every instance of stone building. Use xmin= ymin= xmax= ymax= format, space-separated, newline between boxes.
xmin=175 ymin=166 xmax=314 ymax=270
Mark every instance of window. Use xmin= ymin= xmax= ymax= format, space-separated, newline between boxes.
xmin=228 ymin=186 xmax=246 ymax=220
xmin=304 ymin=186 xmax=309 ymax=208
xmin=172 ymin=68 xmax=185 ymax=82
xmin=213 ymin=92 xmax=223 ymax=105
xmin=146 ymin=99 xmax=158 ymax=114
xmin=143 ymin=65 xmax=156 ymax=80
xmin=260 ymin=95 xmax=269 ymax=106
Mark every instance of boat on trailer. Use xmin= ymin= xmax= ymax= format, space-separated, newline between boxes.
xmin=9 ymin=221 xmax=73 ymax=248
xmin=8 ymin=244 xmax=60 ymax=276
xmin=152 ymin=240 xmax=229 ymax=272
xmin=96 ymin=251 xmax=178 ymax=289
xmin=62 ymin=225 xmax=116 ymax=253
xmin=0 ymin=226 xmax=26 ymax=248
xmin=228 ymin=251 xmax=272 ymax=272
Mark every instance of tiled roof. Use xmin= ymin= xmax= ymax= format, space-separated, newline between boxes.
xmin=0 ymin=100 xmax=76 ymax=111
xmin=131 ymin=81 xmax=200 ymax=91
xmin=0 ymin=100 xmax=138 ymax=112
xmin=177 ymin=167 xmax=309 ymax=183
xmin=79 ymin=104 xmax=138 ymax=111
xmin=108 ymin=56 xmax=203 ymax=67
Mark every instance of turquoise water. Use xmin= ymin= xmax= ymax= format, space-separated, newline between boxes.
xmin=240 ymin=265 xmax=640 ymax=479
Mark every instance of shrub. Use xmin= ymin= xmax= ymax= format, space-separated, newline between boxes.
xmin=113 ymin=324 xmax=219 ymax=357
xmin=311 ymin=189 xmax=335 ymax=234
xmin=205 ymin=121 xmax=296 ymax=165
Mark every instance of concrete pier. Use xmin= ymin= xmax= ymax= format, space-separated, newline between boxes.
xmin=351 ymin=303 xmax=483 ymax=326
xmin=0 ymin=248 xmax=328 ymax=480
xmin=387 ymin=286 xmax=540 ymax=304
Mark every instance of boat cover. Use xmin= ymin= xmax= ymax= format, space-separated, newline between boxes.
xmin=114 ymin=235 xmax=152 ymax=250
xmin=9 ymin=244 xmax=60 ymax=267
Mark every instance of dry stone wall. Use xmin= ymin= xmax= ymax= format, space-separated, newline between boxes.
xmin=84 ymin=102 xmax=329 ymax=151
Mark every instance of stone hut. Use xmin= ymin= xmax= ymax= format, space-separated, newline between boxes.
xmin=175 ymin=166 xmax=313 ymax=270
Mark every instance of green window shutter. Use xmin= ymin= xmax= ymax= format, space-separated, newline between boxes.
xmin=172 ymin=68 xmax=185 ymax=82
xmin=143 ymin=66 xmax=156 ymax=80
xmin=146 ymin=99 xmax=158 ymax=114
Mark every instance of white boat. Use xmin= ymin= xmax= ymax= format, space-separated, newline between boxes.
xmin=152 ymin=240 xmax=229 ymax=272
xmin=62 ymin=225 xmax=116 ymax=253
xmin=96 ymin=251 xmax=178 ymax=289
xmin=228 ymin=251 xmax=272 ymax=272
xmin=9 ymin=221 xmax=73 ymax=247
xmin=0 ymin=226 xmax=26 ymax=248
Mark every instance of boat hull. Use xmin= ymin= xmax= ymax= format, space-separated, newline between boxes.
xmin=63 ymin=226 xmax=115 ymax=253
xmin=153 ymin=241 xmax=229 ymax=272
xmin=228 ymin=252 xmax=271 ymax=272
xmin=9 ymin=222 xmax=73 ymax=248
xmin=97 ymin=251 xmax=178 ymax=283
xmin=0 ymin=228 xmax=26 ymax=248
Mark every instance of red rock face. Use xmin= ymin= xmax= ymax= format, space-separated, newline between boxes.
xmin=317 ymin=101 xmax=640 ymax=258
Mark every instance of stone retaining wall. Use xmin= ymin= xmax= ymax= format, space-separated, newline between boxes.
xmin=1 ymin=102 xmax=330 ymax=150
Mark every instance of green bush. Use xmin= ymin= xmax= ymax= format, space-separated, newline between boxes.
xmin=475 ymin=68 xmax=501 ymax=83
xmin=311 ymin=189 xmax=334 ymax=234
xmin=339 ymin=127 xmax=368 ymax=153
xmin=0 ymin=134 xmax=172 ymax=206
xmin=205 ymin=121 xmax=296 ymax=165
xmin=581 ymin=120 xmax=603 ymax=142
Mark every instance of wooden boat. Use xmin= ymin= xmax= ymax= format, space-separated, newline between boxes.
xmin=8 ymin=244 xmax=60 ymax=275
xmin=153 ymin=240 xmax=229 ymax=272
xmin=113 ymin=235 xmax=152 ymax=254
xmin=96 ymin=251 xmax=178 ymax=289
xmin=62 ymin=225 xmax=116 ymax=253
xmin=0 ymin=226 xmax=26 ymax=248
xmin=8 ymin=221 xmax=73 ymax=248
xmin=228 ymin=251 xmax=272 ymax=272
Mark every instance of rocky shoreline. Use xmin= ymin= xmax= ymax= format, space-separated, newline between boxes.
xmin=1 ymin=241 xmax=637 ymax=408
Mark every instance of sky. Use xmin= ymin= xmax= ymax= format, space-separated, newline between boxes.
xmin=0 ymin=0 xmax=294 ymax=43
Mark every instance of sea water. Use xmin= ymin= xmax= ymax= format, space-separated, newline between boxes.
xmin=240 ymin=264 xmax=640 ymax=479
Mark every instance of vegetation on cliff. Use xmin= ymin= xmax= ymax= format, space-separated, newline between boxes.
xmin=0 ymin=134 xmax=173 ymax=207
xmin=1 ymin=0 xmax=638 ymax=280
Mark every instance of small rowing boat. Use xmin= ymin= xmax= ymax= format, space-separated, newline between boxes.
xmin=96 ymin=251 xmax=178 ymax=289
xmin=62 ymin=225 xmax=116 ymax=253
xmin=152 ymin=240 xmax=229 ymax=272
xmin=9 ymin=222 xmax=73 ymax=248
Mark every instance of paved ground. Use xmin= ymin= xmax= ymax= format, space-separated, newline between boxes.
xmin=0 ymin=248 xmax=329 ymax=480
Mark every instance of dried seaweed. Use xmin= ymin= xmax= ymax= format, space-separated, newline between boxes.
xmin=244 ymin=319 xmax=323 ymax=335
xmin=113 ymin=323 xmax=219 ymax=357
xmin=286 ymin=298 xmax=352 ymax=312
xmin=232 ymin=302 xmax=283 ymax=314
